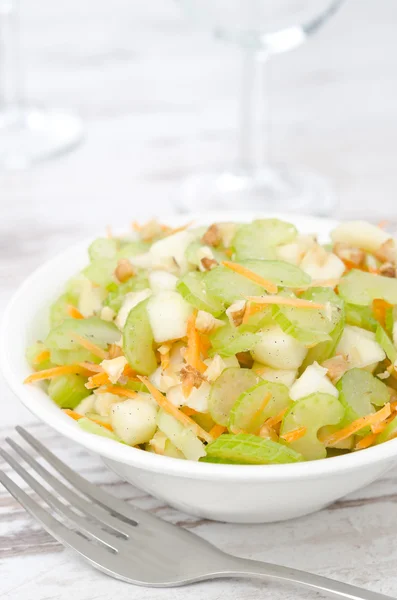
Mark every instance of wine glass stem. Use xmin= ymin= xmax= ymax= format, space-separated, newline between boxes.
xmin=0 ymin=0 xmax=22 ymax=112
xmin=239 ymin=49 xmax=269 ymax=176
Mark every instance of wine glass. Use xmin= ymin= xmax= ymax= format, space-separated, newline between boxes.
xmin=176 ymin=0 xmax=344 ymax=215
xmin=0 ymin=0 xmax=83 ymax=170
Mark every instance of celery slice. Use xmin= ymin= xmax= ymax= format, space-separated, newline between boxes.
xmin=376 ymin=416 xmax=397 ymax=444
xmin=203 ymin=265 xmax=263 ymax=305
xmin=238 ymin=259 xmax=311 ymax=288
xmin=185 ymin=240 xmax=226 ymax=267
xmin=232 ymin=219 xmax=297 ymax=260
xmin=117 ymin=241 xmax=150 ymax=258
xmin=50 ymin=348 xmax=101 ymax=365
xmin=273 ymin=288 xmax=342 ymax=346
xmin=77 ymin=417 xmax=122 ymax=442
xmin=48 ymin=374 xmax=90 ymax=409
xmin=345 ymin=303 xmax=378 ymax=332
xmin=88 ymin=238 xmax=118 ymax=261
xmin=204 ymin=433 xmax=303 ymax=464
xmin=338 ymin=269 xmax=397 ymax=306
xmin=375 ymin=324 xmax=397 ymax=363
xmin=156 ymin=409 xmax=206 ymax=461
xmin=46 ymin=317 xmax=120 ymax=351
xmin=123 ymin=298 xmax=157 ymax=375
xmin=176 ymin=272 xmax=225 ymax=317
xmin=209 ymin=322 xmax=261 ymax=357
xmin=280 ymin=393 xmax=344 ymax=460
xmin=209 ymin=367 xmax=259 ymax=426
xmin=229 ymin=380 xmax=291 ymax=433
xmin=83 ymin=258 xmax=117 ymax=287
xmin=26 ymin=342 xmax=53 ymax=371
xmin=105 ymin=272 xmax=150 ymax=312
xmin=50 ymin=293 xmax=78 ymax=327
xmin=337 ymin=368 xmax=390 ymax=424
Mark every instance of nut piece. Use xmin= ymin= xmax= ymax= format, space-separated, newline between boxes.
xmin=200 ymin=257 xmax=218 ymax=271
xmin=180 ymin=365 xmax=206 ymax=389
xmin=322 ymin=354 xmax=350 ymax=384
xmin=195 ymin=310 xmax=224 ymax=334
xmin=374 ymin=239 xmax=397 ymax=264
xmin=379 ymin=262 xmax=397 ymax=278
xmin=202 ymin=224 xmax=221 ymax=247
xmin=333 ymin=242 xmax=365 ymax=266
xmin=115 ymin=259 xmax=135 ymax=283
xmin=140 ymin=219 xmax=165 ymax=241
xmin=236 ymin=351 xmax=254 ymax=369
xmin=226 ymin=300 xmax=247 ymax=327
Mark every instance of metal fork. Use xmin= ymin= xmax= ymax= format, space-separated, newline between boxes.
xmin=0 ymin=427 xmax=393 ymax=600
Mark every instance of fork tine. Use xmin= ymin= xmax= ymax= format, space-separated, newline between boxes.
xmin=0 ymin=447 xmax=120 ymax=552
xmin=6 ymin=437 xmax=132 ymax=539
xmin=16 ymin=426 xmax=160 ymax=528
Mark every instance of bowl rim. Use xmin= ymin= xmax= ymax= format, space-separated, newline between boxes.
xmin=3 ymin=210 xmax=397 ymax=482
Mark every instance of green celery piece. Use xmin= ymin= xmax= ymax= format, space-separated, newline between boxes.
xmin=123 ymin=298 xmax=157 ymax=375
xmin=199 ymin=455 xmax=242 ymax=464
xmin=26 ymin=342 xmax=53 ymax=371
xmin=232 ymin=219 xmax=297 ymax=260
xmin=209 ymin=321 xmax=261 ymax=357
xmin=50 ymin=293 xmax=78 ymax=328
xmin=345 ymin=303 xmax=378 ymax=332
xmin=280 ymin=393 xmax=344 ymax=460
xmin=190 ymin=412 xmax=216 ymax=432
xmin=83 ymin=258 xmax=118 ymax=287
xmin=272 ymin=288 xmax=342 ymax=346
xmin=123 ymin=380 xmax=150 ymax=393
xmin=204 ymin=433 xmax=303 ymax=464
xmin=185 ymin=240 xmax=226 ymax=267
xmin=77 ymin=417 xmax=122 ymax=442
xmin=48 ymin=374 xmax=90 ymax=409
xmin=229 ymin=380 xmax=291 ymax=433
xmin=337 ymin=368 xmax=390 ymax=425
xmin=176 ymin=272 xmax=225 ymax=317
xmin=50 ymin=348 xmax=101 ymax=366
xmin=117 ymin=240 xmax=150 ymax=258
xmin=46 ymin=317 xmax=120 ymax=351
xmin=301 ymin=289 xmax=345 ymax=369
xmin=203 ymin=265 xmax=263 ymax=305
xmin=375 ymin=325 xmax=397 ymax=363
xmin=237 ymin=259 xmax=311 ymax=288
xmin=209 ymin=367 xmax=259 ymax=426
xmin=156 ymin=409 xmax=205 ymax=461
xmin=338 ymin=269 xmax=397 ymax=306
xmin=88 ymin=238 xmax=119 ymax=261
xmin=105 ymin=272 xmax=150 ymax=312
xmin=376 ymin=416 xmax=397 ymax=444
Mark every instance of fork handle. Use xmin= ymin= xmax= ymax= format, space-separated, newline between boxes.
xmin=226 ymin=557 xmax=393 ymax=600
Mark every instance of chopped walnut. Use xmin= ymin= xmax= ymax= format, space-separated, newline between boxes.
xmin=333 ymin=242 xmax=365 ymax=266
xmin=379 ymin=262 xmax=396 ymax=278
xmin=114 ymin=259 xmax=135 ymax=283
xmin=195 ymin=310 xmax=225 ymax=334
xmin=200 ymin=257 xmax=218 ymax=271
xmin=374 ymin=238 xmax=397 ymax=264
xmin=322 ymin=354 xmax=350 ymax=384
xmin=180 ymin=365 xmax=206 ymax=389
xmin=202 ymin=224 xmax=221 ymax=247
xmin=226 ymin=300 xmax=247 ymax=327
xmin=236 ymin=351 xmax=254 ymax=369
xmin=377 ymin=370 xmax=390 ymax=380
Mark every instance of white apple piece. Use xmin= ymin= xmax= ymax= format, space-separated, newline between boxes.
xmin=251 ymin=325 xmax=308 ymax=370
xmin=254 ymin=365 xmax=297 ymax=387
xmin=336 ymin=325 xmax=386 ymax=368
xmin=115 ymin=288 xmax=152 ymax=329
xmin=289 ymin=362 xmax=338 ymax=401
xmin=148 ymin=270 xmax=178 ymax=293
xmin=110 ymin=395 xmax=158 ymax=445
xmin=149 ymin=230 xmax=195 ymax=274
xmin=331 ymin=221 xmax=392 ymax=254
xmin=147 ymin=291 xmax=193 ymax=343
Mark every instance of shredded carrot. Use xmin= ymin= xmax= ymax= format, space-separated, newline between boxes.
xmin=182 ymin=379 xmax=194 ymax=399
xmin=391 ymin=400 xmax=397 ymax=412
xmin=181 ymin=406 xmax=198 ymax=417
xmin=63 ymin=409 xmax=114 ymax=431
xmin=371 ymin=412 xmax=396 ymax=434
xmin=24 ymin=364 xmax=89 ymax=384
xmin=85 ymin=371 xmax=110 ymax=389
xmin=198 ymin=334 xmax=211 ymax=359
xmin=106 ymin=225 xmax=113 ymax=239
xmin=208 ymin=424 xmax=227 ymax=439
xmin=355 ymin=433 xmax=377 ymax=450
xmin=71 ymin=333 xmax=109 ymax=360
xmin=108 ymin=343 xmax=123 ymax=359
xmin=265 ymin=407 xmax=289 ymax=429
xmin=242 ymin=301 xmax=266 ymax=324
xmin=224 ymin=248 xmax=233 ymax=258
xmin=222 ymin=261 xmax=278 ymax=294
xmin=33 ymin=350 xmax=50 ymax=365
xmin=78 ymin=362 xmax=103 ymax=373
xmin=185 ymin=312 xmax=207 ymax=373
xmin=249 ymin=393 xmax=271 ymax=429
xmin=321 ymin=403 xmax=391 ymax=447
xmin=67 ymin=305 xmax=84 ymax=320
xmin=96 ymin=386 xmax=137 ymax=399
xmin=138 ymin=376 xmax=213 ymax=443
xmin=131 ymin=221 xmax=141 ymax=232
xmin=280 ymin=426 xmax=307 ymax=443
xmin=247 ymin=295 xmax=327 ymax=310
xmin=372 ymin=298 xmax=392 ymax=328
xmin=378 ymin=220 xmax=389 ymax=230
xmin=296 ymin=279 xmax=341 ymax=293
xmin=165 ymin=221 xmax=194 ymax=236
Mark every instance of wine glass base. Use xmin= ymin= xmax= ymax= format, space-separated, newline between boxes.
xmin=177 ymin=165 xmax=336 ymax=216
xmin=0 ymin=107 xmax=83 ymax=170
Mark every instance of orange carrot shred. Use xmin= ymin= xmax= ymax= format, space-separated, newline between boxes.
xmin=247 ymin=295 xmax=327 ymax=310
xmin=208 ymin=424 xmax=227 ymax=439
xmin=185 ymin=312 xmax=207 ymax=373
xmin=182 ymin=379 xmax=194 ymax=399
xmin=71 ymin=333 xmax=108 ymax=360
xmin=85 ymin=371 xmax=110 ymax=389
xmin=222 ymin=261 xmax=278 ymax=294
xmin=265 ymin=407 xmax=289 ymax=429
xmin=96 ymin=386 xmax=137 ymax=399
xmin=321 ymin=403 xmax=391 ymax=447
xmin=138 ymin=376 xmax=213 ymax=443
xmin=242 ymin=302 xmax=267 ymax=324
xmin=280 ymin=426 xmax=307 ymax=443
xmin=108 ymin=343 xmax=123 ymax=359
xmin=63 ymin=409 xmax=114 ymax=431
xmin=24 ymin=364 xmax=88 ymax=384
xmin=78 ymin=362 xmax=103 ymax=373
xmin=33 ymin=350 xmax=50 ymax=365
xmin=372 ymin=298 xmax=392 ymax=328
xmin=67 ymin=305 xmax=84 ymax=320
xmin=378 ymin=220 xmax=389 ymax=229
xmin=165 ymin=221 xmax=194 ymax=236
xmin=106 ymin=225 xmax=113 ymax=239
xmin=181 ymin=406 xmax=198 ymax=417
xmin=355 ymin=433 xmax=378 ymax=450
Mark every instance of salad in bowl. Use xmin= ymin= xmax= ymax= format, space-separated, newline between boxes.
xmin=24 ymin=217 xmax=397 ymax=466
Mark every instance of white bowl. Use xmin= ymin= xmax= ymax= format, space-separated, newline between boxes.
xmin=2 ymin=211 xmax=397 ymax=524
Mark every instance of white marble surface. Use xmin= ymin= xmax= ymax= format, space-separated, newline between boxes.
xmin=2 ymin=1 xmax=397 ymax=598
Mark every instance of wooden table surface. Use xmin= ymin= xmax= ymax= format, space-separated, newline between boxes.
xmin=2 ymin=1 xmax=397 ymax=598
